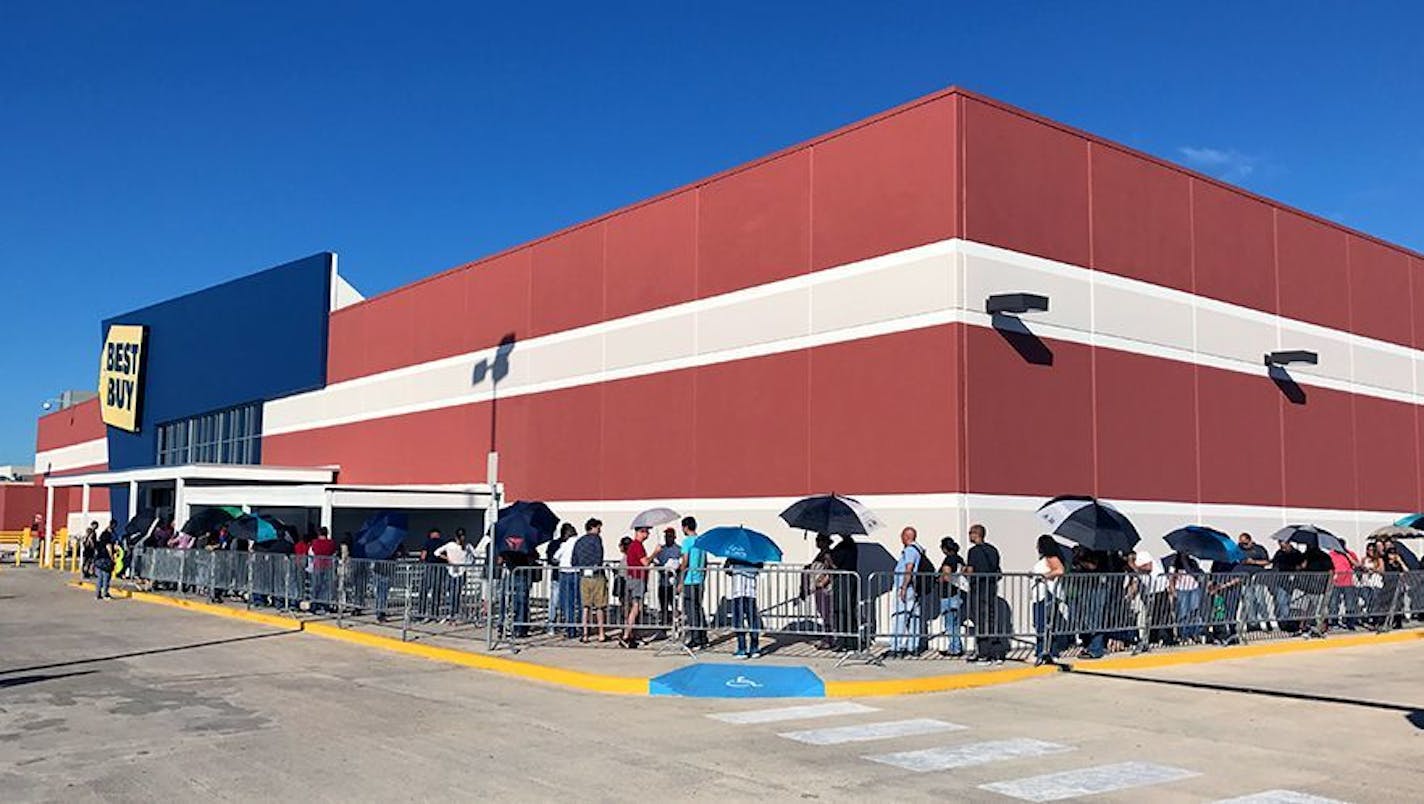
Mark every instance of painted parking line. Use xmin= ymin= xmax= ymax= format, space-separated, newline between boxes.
xmin=979 ymin=761 xmax=1199 ymax=802
xmin=778 ymin=718 xmax=965 ymax=746
xmin=864 ymin=738 xmax=1072 ymax=772
xmin=708 ymin=701 xmax=878 ymax=725
xmin=1215 ymin=792 xmax=1348 ymax=804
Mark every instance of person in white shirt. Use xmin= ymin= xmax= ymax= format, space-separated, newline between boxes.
xmin=435 ymin=530 xmax=477 ymax=619
xmin=553 ymin=524 xmax=581 ymax=638
xmin=1127 ymin=546 xmax=1168 ymax=654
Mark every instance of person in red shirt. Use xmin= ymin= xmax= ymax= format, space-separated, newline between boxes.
xmin=309 ymin=526 xmax=339 ymax=612
xmin=620 ymin=527 xmax=652 ymax=648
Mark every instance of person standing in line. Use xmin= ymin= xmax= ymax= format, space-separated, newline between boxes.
xmin=573 ymin=519 xmax=608 ymax=642
xmin=93 ymin=524 xmax=116 ymax=600
xmin=652 ymin=527 xmax=682 ymax=628
xmin=308 ymin=526 xmax=339 ymax=612
xmin=1301 ymin=541 xmax=1334 ymax=638
xmin=890 ymin=527 xmax=927 ymax=658
xmin=544 ymin=523 xmax=572 ymax=633
xmin=417 ymin=527 xmax=450 ymax=622
xmin=1126 ymin=546 xmax=1167 ymax=653
xmin=1270 ymin=539 xmax=1306 ymax=633
xmin=964 ymin=524 xmax=1005 ymax=664
xmin=1236 ymin=533 xmax=1272 ymax=631
xmin=551 ymin=523 xmax=581 ymax=637
xmin=1360 ymin=542 xmax=1386 ymax=628
xmin=436 ymin=528 xmax=477 ymax=621
xmin=829 ymin=533 xmax=860 ymax=652
xmin=81 ymin=521 xmax=99 ymax=578
xmin=677 ymin=516 xmax=708 ymax=650
xmin=728 ymin=558 xmax=763 ymax=658
xmin=937 ymin=537 xmax=966 ymax=657
xmin=1328 ymin=537 xmax=1360 ymax=631
xmin=803 ymin=533 xmax=836 ymax=650
xmin=620 ymin=526 xmax=652 ymax=648
xmin=1031 ymin=535 xmax=1066 ymax=665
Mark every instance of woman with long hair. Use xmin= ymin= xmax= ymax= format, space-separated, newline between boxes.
xmin=1032 ymin=535 xmax=1066 ymax=665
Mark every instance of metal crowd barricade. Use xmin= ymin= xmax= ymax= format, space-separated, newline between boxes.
xmin=864 ymin=571 xmax=1040 ymax=659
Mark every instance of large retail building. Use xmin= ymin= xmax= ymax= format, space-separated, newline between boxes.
xmin=26 ymin=87 xmax=1424 ymax=568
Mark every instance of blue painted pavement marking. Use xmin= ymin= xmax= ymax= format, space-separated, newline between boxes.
xmin=650 ymin=663 xmax=825 ymax=698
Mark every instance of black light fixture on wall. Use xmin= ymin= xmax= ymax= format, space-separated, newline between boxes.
xmin=1264 ymin=350 xmax=1318 ymax=367
xmin=985 ymin=292 xmax=1050 ymax=316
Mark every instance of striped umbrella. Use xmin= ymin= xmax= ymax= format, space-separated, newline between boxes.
xmin=1035 ymin=496 xmax=1141 ymax=553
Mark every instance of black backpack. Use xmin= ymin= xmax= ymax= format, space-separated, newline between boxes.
xmin=911 ymin=545 xmax=936 ymax=597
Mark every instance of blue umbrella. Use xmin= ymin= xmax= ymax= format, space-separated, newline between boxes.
xmin=1164 ymin=526 xmax=1245 ymax=564
xmin=695 ymin=526 xmax=783 ymax=564
xmin=352 ymin=511 xmax=409 ymax=560
xmin=227 ymin=513 xmax=283 ymax=544
xmin=1393 ymin=513 xmax=1424 ymax=529
xmin=494 ymin=501 xmax=559 ymax=554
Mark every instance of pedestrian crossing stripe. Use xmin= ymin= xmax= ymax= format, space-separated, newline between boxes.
xmin=707 ymin=701 xmax=878 ymax=725
xmin=1214 ymin=792 xmax=1348 ymax=804
xmin=864 ymin=738 xmax=1072 ymax=772
xmin=777 ymin=718 xmax=965 ymax=745
xmin=979 ymin=761 xmax=1199 ymax=801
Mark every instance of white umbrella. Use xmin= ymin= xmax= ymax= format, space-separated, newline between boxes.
xmin=630 ymin=507 xmax=680 ymax=530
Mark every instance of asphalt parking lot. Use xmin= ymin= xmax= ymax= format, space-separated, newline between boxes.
xmin=1 ymin=568 xmax=1419 ymax=802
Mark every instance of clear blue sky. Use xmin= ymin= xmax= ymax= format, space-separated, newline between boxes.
xmin=3 ymin=2 xmax=1421 ymax=463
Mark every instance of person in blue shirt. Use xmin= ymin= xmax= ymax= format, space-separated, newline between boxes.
xmin=890 ymin=526 xmax=928 ymax=657
xmin=678 ymin=516 xmax=708 ymax=649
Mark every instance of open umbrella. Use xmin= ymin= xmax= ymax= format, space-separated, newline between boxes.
xmin=695 ymin=526 xmax=783 ymax=564
xmin=180 ymin=506 xmax=241 ymax=538
xmin=227 ymin=513 xmax=284 ymax=544
xmin=494 ymin=501 xmax=559 ymax=553
xmin=1271 ymin=524 xmax=1345 ymax=554
xmin=351 ymin=511 xmax=409 ymax=560
xmin=1164 ymin=526 xmax=1245 ymax=564
xmin=1036 ymin=496 xmax=1140 ymax=553
xmin=1392 ymin=513 xmax=1424 ymax=530
xmin=1371 ymin=525 xmax=1423 ymax=540
xmin=1392 ymin=542 xmax=1422 ymax=570
xmin=779 ymin=494 xmax=883 ymax=536
xmin=630 ymin=507 xmax=680 ymax=530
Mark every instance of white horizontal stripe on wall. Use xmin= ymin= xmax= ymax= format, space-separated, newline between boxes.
xmin=534 ymin=492 xmax=1411 ymax=572
xmin=33 ymin=438 xmax=108 ymax=475
xmin=265 ymin=237 xmax=1424 ymax=437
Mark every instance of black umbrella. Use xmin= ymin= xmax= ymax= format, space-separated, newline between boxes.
xmin=180 ymin=506 xmax=239 ymax=537
xmin=494 ymin=501 xmax=560 ymax=553
xmin=1385 ymin=541 xmax=1421 ymax=570
xmin=1271 ymin=524 xmax=1345 ymax=554
xmin=226 ymin=513 xmax=286 ymax=544
xmin=779 ymin=494 xmax=884 ymax=536
xmin=122 ymin=507 xmax=172 ymax=539
xmin=1035 ymin=495 xmax=1141 ymax=553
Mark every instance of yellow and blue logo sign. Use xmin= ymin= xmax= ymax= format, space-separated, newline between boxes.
xmin=98 ymin=324 xmax=147 ymax=432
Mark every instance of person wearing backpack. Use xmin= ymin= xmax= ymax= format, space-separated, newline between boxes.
xmin=890 ymin=527 xmax=933 ymax=658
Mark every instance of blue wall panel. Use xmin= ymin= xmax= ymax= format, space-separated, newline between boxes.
xmin=103 ymin=253 xmax=333 ymax=477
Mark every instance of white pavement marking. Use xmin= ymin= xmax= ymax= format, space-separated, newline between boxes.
xmin=778 ymin=718 xmax=966 ymax=746
xmin=1215 ymin=792 xmax=1349 ymax=804
xmin=979 ymin=761 xmax=1199 ymax=801
xmin=864 ymin=738 xmax=1073 ymax=772
xmin=707 ymin=702 xmax=879 ymax=725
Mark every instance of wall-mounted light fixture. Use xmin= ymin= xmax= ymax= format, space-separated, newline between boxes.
xmin=1264 ymin=350 xmax=1318 ymax=367
xmin=985 ymin=293 xmax=1049 ymax=316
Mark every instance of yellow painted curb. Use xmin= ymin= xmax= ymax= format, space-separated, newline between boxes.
xmin=1069 ymin=627 xmax=1424 ymax=674
xmin=69 ymin=580 xmax=647 ymax=695
xmin=825 ymin=665 xmax=1057 ymax=697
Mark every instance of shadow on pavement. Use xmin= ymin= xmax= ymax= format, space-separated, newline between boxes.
xmin=0 ymin=632 xmax=293 ymax=677
xmin=1067 ymin=667 xmax=1421 ymax=715
xmin=0 ymin=669 xmax=98 ymax=689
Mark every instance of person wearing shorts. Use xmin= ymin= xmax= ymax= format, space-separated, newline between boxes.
xmin=573 ymin=519 xmax=608 ymax=642
xmin=621 ymin=527 xmax=651 ymax=648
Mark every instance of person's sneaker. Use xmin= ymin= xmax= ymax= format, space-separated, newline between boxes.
xmin=748 ymin=650 xmax=763 ymax=660
xmin=733 ymin=650 xmax=747 ymax=658
xmin=991 ymin=658 xmax=1005 ymax=666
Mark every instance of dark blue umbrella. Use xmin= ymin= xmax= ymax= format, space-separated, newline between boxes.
xmin=352 ymin=511 xmax=409 ymax=560
xmin=1164 ymin=526 xmax=1245 ymax=564
xmin=494 ymin=501 xmax=559 ymax=553
xmin=695 ymin=526 xmax=783 ymax=564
